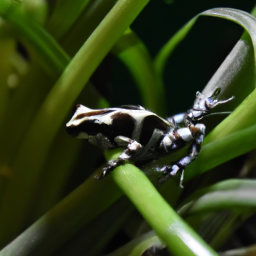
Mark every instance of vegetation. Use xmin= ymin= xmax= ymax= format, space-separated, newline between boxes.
xmin=0 ymin=1 xmax=256 ymax=255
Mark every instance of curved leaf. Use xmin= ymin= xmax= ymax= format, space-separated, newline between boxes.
xmin=112 ymin=29 xmax=166 ymax=115
xmin=200 ymin=7 xmax=256 ymax=102
xmin=154 ymin=18 xmax=197 ymax=78
xmin=140 ymin=122 xmax=256 ymax=182
xmin=155 ymin=7 xmax=256 ymax=107
xmin=154 ymin=7 xmax=256 ymax=181
xmin=202 ymin=8 xmax=256 ymax=53
xmin=0 ymin=171 xmax=122 ymax=256
xmin=0 ymin=0 xmax=70 ymax=76
xmin=185 ymin=123 xmax=256 ymax=180
xmin=46 ymin=0 xmax=91 ymax=40
xmin=219 ymin=244 xmax=256 ymax=256
xmin=0 ymin=0 xmax=151 ymax=247
xmin=112 ymin=164 xmax=218 ymax=256
xmin=106 ymin=231 xmax=164 ymax=256
xmin=61 ymin=0 xmax=117 ymax=56
xmin=178 ymin=180 xmax=256 ymax=216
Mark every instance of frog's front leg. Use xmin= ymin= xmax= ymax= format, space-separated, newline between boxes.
xmin=94 ymin=136 xmax=142 ymax=180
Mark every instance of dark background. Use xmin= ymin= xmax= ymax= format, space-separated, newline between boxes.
xmin=111 ymin=0 xmax=255 ymax=117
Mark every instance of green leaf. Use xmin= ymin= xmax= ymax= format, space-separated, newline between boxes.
xmin=113 ymin=28 xmax=166 ymax=115
xmin=199 ymin=7 xmax=256 ymax=124
xmin=152 ymin=7 xmax=256 ymax=181
xmin=155 ymin=7 xmax=256 ymax=106
xmin=154 ymin=18 xmax=197 ymax=79
xmin=0 ymin=172 xmax=122 ymax=256
xmin=112 ymin=164 xmax=218 ymax=256
xmin=140 ymin=122 xmax=256 ymax=183
xmin=0 ymin=0 xmax=151 ymax=247
xmin=46 ymin=0 xmax=91 ymax=40
xmin=219 ymin=244 xmax=256 ymax=256
xmin=202 ymin=8 xmax=256 ymax=53
xmin=178 ymin=179 xmax=256 ymax=216
xmin=61 ymin=0 xmax=117 ymax=56
xmin=0 ymin=0 xmax=70 ymax=76
xmin=185 ymin=123 xmax=256 ymax=180
xmin=106 ymin=230 xmax=165 ymax=256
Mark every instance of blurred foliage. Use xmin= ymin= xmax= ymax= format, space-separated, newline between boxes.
xmin=0 ymin=0 xmax=256 ymax=256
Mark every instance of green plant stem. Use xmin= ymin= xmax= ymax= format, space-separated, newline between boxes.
xmin=112 ymin=164 xmax=218 ymax=256
xmin=209 ymin=211 xmax=250 ymax=249
xmin=201 ymin=8 xmax=256 ymax=54
xmin=139 ymin=120 xmax=256 ymax=183
xmin=205 ymin=88 xmax=256 ymax=141
xmin=0 ymin=64 xmax=55 ymax=165
xmin=19 ymin=0 xmax=48 ymax=25
xmin=56 ymin=198 xmax=134 ymax=256
xmin=0 ymin=0 xmax=70 ymax=76
xmin=0 ymin=0 xmax=151 ymax=246
xmin=32 ymin=84 xmax=108 ymax=219
xmin=185 ymin=122 xmax=256 ymax=180
xmin=0 ymin=173 xmax=122 ymax=256
xmin=61 ymin=0 xmax=117 ymax=56
xmin=219 ymin=244 xmax=256 ymax=256
xmin=106 ymin=230 xmax=165 ymax=256
xmin=2 ymin=125 xmax=255 ymax=254
xmin=154 ymin=18 xmax=197 ymax=79
xmin=178 ymin=180 xmax=256 ymax=216
xmin=155 ymin=7 xmax=256 ymax=109
xmin=113 ymin=29 xmax=166 ymax=115
xmin=46 ymin=0 xmax=91 ymax=40
xmin=32 ymin=137 xmax=84 ymax=217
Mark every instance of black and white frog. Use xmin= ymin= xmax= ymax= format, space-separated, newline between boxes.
xmin=66 ymin=87 xmax=233 ymax=187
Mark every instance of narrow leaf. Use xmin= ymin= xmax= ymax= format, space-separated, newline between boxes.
xmin=178 ymin=179 xmax=256 ymax=216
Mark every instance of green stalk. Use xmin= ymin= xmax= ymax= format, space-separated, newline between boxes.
xmin=139 ymin=109 xmax=256 ymax=182
xmin=0 ymin=164 xmax=217 ymax=256
xmin=33 ymin=84 xmax=108 ymax=218
xmin=0 ymin=64 xmax=55 ymax=165
xmin=113 ymin=29 xmax=166 ymax=115
xmin=61 ymin=0 xmax=117 ymax=56
xmin=201 ymin=8 xmax=256 ymax=54
xmin=205 ymin=88 xmax=256 ymax=141
xmin=46 ymin=0 xmax=91 ymax=40
xmin=134 ymin=121 xmax=255 ymax=186
xmin=56 ymin=198 xmax=134 ymax=256
xmin=155 ymin=7 xmax=256 ymax=109
xmin=0 ymin=0 xmax=70 ymax=76
xmin=106 ymin=230 xmax=165 ymax=256
xmin=32 ymin=137 xmax=84 ymax=217
xmin=178 ymin=180 xmax=256 ymax=216
xmin=112 ymin=164 xmax=218 ymax=256
xmin=219 ymin=244 xmax=256 ymax=256
xmin=0 ymin=173 xmax=122 ymax=256
xmin=154 ymin=18 xmax=197 ymax=79
xmin=0 ymin=0 xmax=151 ymax=246
xmin=185 ymin=122 xmax=256 ymax=180
xmin=209 ymin=211 xmax=250 ymax=249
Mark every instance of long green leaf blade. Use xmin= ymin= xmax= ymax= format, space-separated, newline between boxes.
xmin=113 ymin=164 xmax=218 ymax=256
xmin=0 ymin=0 xmax=151 ymax=247
xmin=0 ymin=0 xmax=70 ymax=76
xmin=113 ymin=29 xmax=166 ymax=115
xmin=178 ymin=179 xmax=256 ymax=216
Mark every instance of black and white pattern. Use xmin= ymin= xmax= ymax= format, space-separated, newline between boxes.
xmin=66 ymin=87 xmax=234 ymax=187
